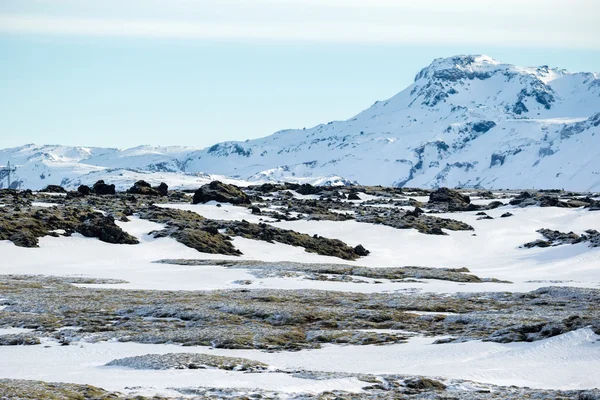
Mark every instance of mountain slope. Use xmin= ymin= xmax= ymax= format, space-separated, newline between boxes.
xmin=1 ymin=55 xmax=599 ymax=191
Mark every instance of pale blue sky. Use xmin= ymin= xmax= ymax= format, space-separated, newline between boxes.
xmin=1 ymin=0 xmax=599 ymax=149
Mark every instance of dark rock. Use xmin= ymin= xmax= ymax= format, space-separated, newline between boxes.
xmin=127 ymin=180 xmax=168 ymax=196
xmin=404 ymin=207 xmax=424 ymax=218
xmin=478 ymin=190 xmax=495 ymax=199
xmin=296 ymin=184 xmax=321 ymax=196
xmin=354 ymin=244 xmax=370 ymax=256
xmin=588 ymin=201 xmax=600 ymax=211
xmin=428 ymin=187 xmax=471 ymax=211
xmin=8 ymin=232 xmax=39 ymax=247
xmin=486 ymin=200 xmax=503 ymax=209
xmin=156 ymin=182 xmax=168 ymax=196
xmin=0 ymin=334 xmax=41 ymax=346
xmin=523 ymin=239 xmax=552 ymax=248
xmin=405 ymin=377 xmax=446 ymax=391
xmin=77 ymin=213 xmax=139 ymax=245
xmin=41 ymin=185 xmax=66 ymax=193
xmin=192 ymin=181 xmax=251 ymax=205
xmin=92 ymin=180 xmax=116 ymax=195
xmin=501 ymin=212 xmax=513 ymax=218
xmin=347 ymin=193 xmax=361 ymax=201
xmin=251 ymin=206 xmax=262 ymax=215
xmin=77 ymin=185 xmax=91 ymax=196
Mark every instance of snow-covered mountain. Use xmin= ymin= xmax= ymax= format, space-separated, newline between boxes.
xmin=2 ymin=55 xmax=599 ymax=191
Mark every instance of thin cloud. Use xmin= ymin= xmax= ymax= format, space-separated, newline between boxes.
xmin=0 ymin=0 xmax=598 ymax=48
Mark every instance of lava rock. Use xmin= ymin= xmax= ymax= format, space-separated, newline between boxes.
xmin=296 ymin=184 xmax=321 ymax=196
xmin=428 ymin=187 xmax=473 ymax=211
xmin=41 ymin=185 xmax=66 ymax=193
xmin=77 ymin=185 xmax=91 ymax=196
xmin=92 ymin=180 xmax=116 ymax=195
xmin=354 ymin=244 xmax=370 ymax=256
xmin=192 ymin=181 xmax=251 ymax=205
xmin=77 ymin=213 xmax=139 ymax=244
xmin=250 ymin=206 xmax=262 ymax=215
xmin=347 ymin=192 xmax=361 ymax=201
xmin=127 ymin=180 xmax=168 ymax=196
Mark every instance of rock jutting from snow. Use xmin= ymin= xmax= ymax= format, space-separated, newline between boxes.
xmin=192 ymin=181 xmax=251 ymax=205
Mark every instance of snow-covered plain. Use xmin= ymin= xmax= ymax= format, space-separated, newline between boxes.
xmin=2 ymin=196 xmax=600 ymax=395
xmin=0 ymin=329 xmax=597 ymax=395
xmin=0 ymin=203 xmax=599 ymax=294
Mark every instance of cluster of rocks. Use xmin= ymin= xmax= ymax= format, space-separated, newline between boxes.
xmin=0 ymin=333 xmax=40 ymax=346
xmin=106 ymin=353 xmax=269 ymax=372
xmin=523 ymin=228 xmax=600 ymax=248
xmin=510 ymin=191 xmax=598 ymax=209
xmin=141 ymin=206 xmax=368 ymax=260
xmin=2 ymin=376 xmax=599 ymax=400
xmin=0 ymin=204 xmax=138 ymax=247
xmin=158 ymin=259 xmax=508 ymax=284
xmin=1 ymin=275 xmax=598 ymax=352
xmin=127 ymin=180 xmax=168 ymax=196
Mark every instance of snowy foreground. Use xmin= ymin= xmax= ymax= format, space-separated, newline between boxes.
xmin=0 ymin=186 xmax=599 ymax=398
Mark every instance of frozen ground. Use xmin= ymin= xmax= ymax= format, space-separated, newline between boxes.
xmin=1 ymin=189 xmax=600 ymax=398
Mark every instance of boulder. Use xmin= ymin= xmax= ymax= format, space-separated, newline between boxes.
xmin=487 ymin=201 xmax=504 ymax=209
xmin=77 ymin=185 xmax=91 ymax=196
xmin=296 ymin=183 xmax=321 ymax=196
xmin=250 ymin=206 xmax=262 ymax=215
xmin=92 ymin=180 xmax=116 ymax=195
xmin=347 ymin=192 xmax=361 ymax=201
xmin=428 ymin=187 xmax=472 ymax=211
xmin=354 ymin=244 xmax=370 ymax=256
xmin=41 ymin=185 xmax=66 ymax=193
xmin=77 ymin=213 xmax=139 ymax=244
xmin=127 ymin=180 xmax=168 ymax=196
xmin=156 ymin=182 xmax=169 ymax=196
xmin=192 ymin=181 xmax=251 ymax=205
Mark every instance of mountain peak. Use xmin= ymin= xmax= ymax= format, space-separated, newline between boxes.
xmin=414 ymin=54 xmax=502 ymax=82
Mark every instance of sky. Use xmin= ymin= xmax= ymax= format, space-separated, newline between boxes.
xmin=1 ymin=0 xmax=599 ymax=150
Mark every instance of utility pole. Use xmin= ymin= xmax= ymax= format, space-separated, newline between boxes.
xmin=1 ymin=161 xmax=16 ymax=189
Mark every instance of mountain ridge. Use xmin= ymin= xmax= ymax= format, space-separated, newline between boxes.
xmin=2 ymin=55 xmax=599 ymax=191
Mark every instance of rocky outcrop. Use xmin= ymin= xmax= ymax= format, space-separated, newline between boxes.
xmin=0 ymin=205 xmax=138 ymax=247
xmin=92 ymin=180 xmax=116 ymax=195
xmin=77 ymin=185 xmax=91 ymax=196
xmin=127 ymin=180 xmax=168 ymax=196
xmin=140 ymin=206 xmax=366 ymax=260
xmin=106 ymin=353 xmax=269 ymax=371
xmin=510 ymin=192 xmax=591 ymax=208
xmin=523 ymin=228 xmax=600 ymax=248
xmin=0 ymin=334 xmax=41 ymax=346
xmin=192 ymin=181 xmax=251 ymax=205
xmin=40 ymin=185 xmax=66 ymax=193
xmin=428 ymin=187 xmax=475 ymax=211
xmin=77 ymin=213 xmax=139 ymax=245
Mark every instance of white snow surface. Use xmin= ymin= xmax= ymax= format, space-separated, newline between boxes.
xmin=0 ymin=329 xmax=598 ymax=395
xmin=2 ymin=55 xmax=600 ymax=191
xmin=0 ymin=204 xmax=599 ymax=294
